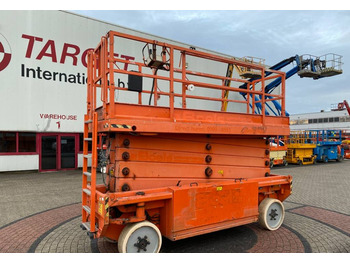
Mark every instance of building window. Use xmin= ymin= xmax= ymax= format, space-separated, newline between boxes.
xmin=323 ymin=118 xmax=328 ymax=123
xmin=318 ymin=118 xmax=323 ymax=123
xmin=18 ymin=133 xmax=36 ymax=152
xmin=0 ymin=132 xmax=16 ymax=152
xmin=312 ymin=119 xmax=317 ymax=123
xmin=329 ymin=118 xmax=334 ymax=122
xmin=334 ymin=117 xmax=340 ymax=122
xmin=0 ymin=132 xmax=37 ymax=154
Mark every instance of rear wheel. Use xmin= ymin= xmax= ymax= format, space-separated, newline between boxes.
xmin=258 ymin=198 xmax=285 ymax=231
xmin=118 ymin=221 xmax=162 ymax=253
xmin=336 ymin=155 xmax=343 ymax=162
xmin=322 ymin=155 xmax=329 ymax=163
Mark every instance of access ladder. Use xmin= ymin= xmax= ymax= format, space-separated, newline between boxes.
xmin=81 ymin=113 xmax=98 ymax=238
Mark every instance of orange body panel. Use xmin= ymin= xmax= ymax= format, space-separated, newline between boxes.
xmin=107 ymin=134 xmax=270 ymax=192
xmin=273 ymin=158 xmax=285 ymax=165
xmin=96 ymin=104 xmax=290 ymax=136
xmin=345 ymin=152 xmax=350 ymax=159
xmin=86 ymin=173 xmax=292 ymax=241
xmin=170 ymin=181 xmax=258 ymax=239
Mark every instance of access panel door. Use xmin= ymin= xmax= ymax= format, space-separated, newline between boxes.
xmin=169 ymin=181 xmax=259 ymax=240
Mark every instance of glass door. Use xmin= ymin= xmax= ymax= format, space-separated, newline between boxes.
xmin=39 ymin=133 xmax=78 ymax=171
xmin=60 ymin=136 xmax=76 ymax=169
xmin=41 ymin=136 xmax=57 ymax=171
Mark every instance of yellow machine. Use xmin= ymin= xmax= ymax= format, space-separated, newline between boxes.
xmin=269 ymin=137 xmax=288 ymax=167
xmin=236 ymin=56 xmax=265 ymax=79
xmin=286 ymin=131 xmax=316 ymax=165
xmin=222 ymin=56 xmax=265 ymax=112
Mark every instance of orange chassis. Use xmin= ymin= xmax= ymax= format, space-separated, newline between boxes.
xmin=88 ymin=173 xmax=292 ymax=241
xmin=81 ymin=30 xmax=292 ymax=252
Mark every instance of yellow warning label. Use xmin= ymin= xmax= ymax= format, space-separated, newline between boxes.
xmin=217 ymin=186 xmax=223 ymax=191
xmin=98 ymin=203 xmax=103 ymax=215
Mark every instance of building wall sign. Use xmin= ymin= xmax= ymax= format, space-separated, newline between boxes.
xmin=0 ymin=33 xmax=12 ymax=72
xmin=0 ymin=11 xmax=140 ymax=133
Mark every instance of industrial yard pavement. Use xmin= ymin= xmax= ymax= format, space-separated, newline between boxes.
xmin=0 ymin=161 xmax=349 ymax=253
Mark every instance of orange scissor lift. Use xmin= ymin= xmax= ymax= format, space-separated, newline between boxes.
xmin=81 ymin=31 xmax=292 ymax=253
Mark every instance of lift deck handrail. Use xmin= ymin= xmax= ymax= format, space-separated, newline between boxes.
xmin=86 ymin=30 xmax=288 ymax=136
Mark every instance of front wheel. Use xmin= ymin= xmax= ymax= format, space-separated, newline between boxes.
xmin=118 ymin=221 xmax=162 ymax=253
xmin=258 ymin=198 xmax=285 ymax=231
xmin=336 ymin=155 xmax=343 ymax=162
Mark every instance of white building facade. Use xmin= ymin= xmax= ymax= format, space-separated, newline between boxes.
xmin=290 ymin=109 xmax=350 ymax=134
xmin=1 ymin=10 xmax=252 ymax=172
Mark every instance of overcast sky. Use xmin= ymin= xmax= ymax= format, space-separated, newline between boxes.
xmin=72 ymin=10 xmax=350 ymax=115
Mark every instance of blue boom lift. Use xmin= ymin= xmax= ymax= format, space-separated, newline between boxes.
xmin=235 ymin=54 xmax=342 ymax=116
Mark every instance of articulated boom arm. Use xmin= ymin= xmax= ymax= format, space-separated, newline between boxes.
xmin=343 ymin=100 xmax=350 ymax=115
xmin=236 ymin=54 xmax=342 ymax=116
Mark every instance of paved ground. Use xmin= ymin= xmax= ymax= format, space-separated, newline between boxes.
xmin=0 ymin=160 xmax=349 ymax=253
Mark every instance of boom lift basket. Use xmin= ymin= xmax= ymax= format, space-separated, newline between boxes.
xmin=298 ymin=54 xmax=343 ymax=79
xmin=237 ymin=56 xmax=265 ymax=79
xmin=319 ymin=53 xmax=343 ymax=77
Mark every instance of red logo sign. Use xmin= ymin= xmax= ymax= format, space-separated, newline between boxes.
xmin=0 ymin=33 xmax=11 ymax=72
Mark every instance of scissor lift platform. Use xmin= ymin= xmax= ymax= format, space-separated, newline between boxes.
xmin=96 ymin=103 xmax=289 ymax=135
xmin=312 ymin=130 xmax=344 ymax=162
xmin=286 ymin=131 xmax=317 ymax=165
xmin=81 ymin=31 xmax=292 ymax=253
